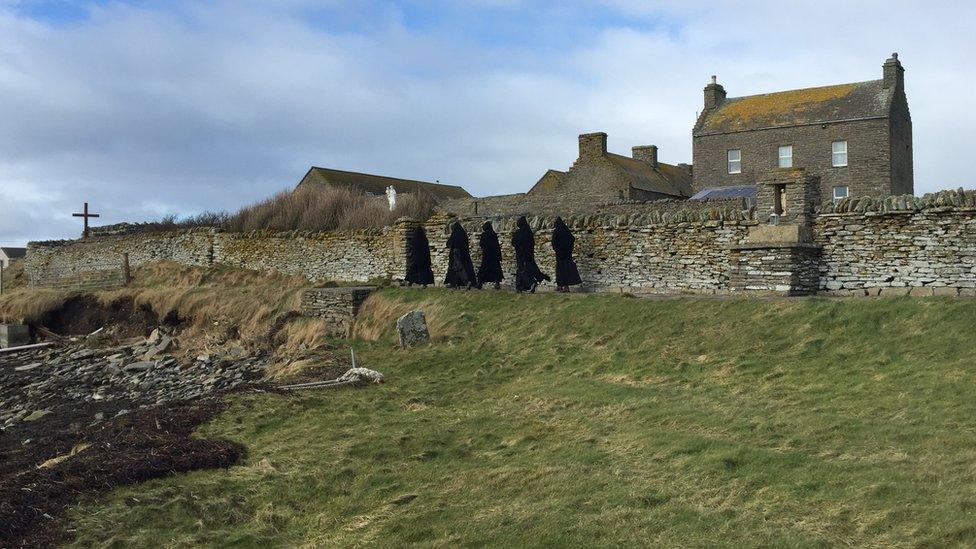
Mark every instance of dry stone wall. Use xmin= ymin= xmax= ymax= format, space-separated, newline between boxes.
xmin=424 ymin=208 xmax=753 ymax=293
xmin=27 ymin=224 xmax=411 ymax=286
xmin=300 ymin=287 xmax=375 ymax=337
xmin=23 ymin=189 xmax=976 ymax=297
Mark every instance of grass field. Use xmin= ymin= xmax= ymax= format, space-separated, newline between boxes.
xmin=65 ymin=289 xmax=976 ymax=547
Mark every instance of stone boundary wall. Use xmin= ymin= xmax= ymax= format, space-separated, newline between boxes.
xmin=24 ymin=189 xmax=976 ymax=297
xmin=438 ymin=193 xmax=749 ymax=219
xmin=424 ymin=207 xmax=754 ymax=294
xmin=26 ymin=224 xmax=411 ymax=287
xmin=300 ymin=287 xmax=375 ymax=337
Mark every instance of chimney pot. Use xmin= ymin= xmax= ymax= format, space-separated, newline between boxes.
xmin=711 ymin=75 xmax=717 ymax=84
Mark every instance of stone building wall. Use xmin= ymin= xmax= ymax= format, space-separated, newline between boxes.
xmin=693 ymin=118 xmax=893 ymax=202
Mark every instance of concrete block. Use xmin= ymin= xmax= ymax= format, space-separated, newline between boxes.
xmin=0 ymin=324 xmax=30 ymax=348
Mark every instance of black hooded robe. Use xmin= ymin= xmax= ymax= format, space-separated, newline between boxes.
xmin=477 ymin=221 xmax=504 ymax=287
xmin=444 ymin=222 xmax=477 ymax=288
xmin=405 ymin=226 xmax=435 ymax=286
xmin=551 ymin=217 xmax=582 ymax=287
xmin=511 ymin=216 xmax=550 ymax=292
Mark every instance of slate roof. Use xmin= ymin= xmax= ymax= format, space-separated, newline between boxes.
xmin=695 ymin=80 xmax=891 ymax=135
xmin=605 ymin=154 xmax=694 ymax=198
xmin=690 ymin=185 xmax=757 ymax=201
xmin=298 ymin=167 xmax=471 ymax=201
xmin=0 ymin=247 xmax=26 ymax=259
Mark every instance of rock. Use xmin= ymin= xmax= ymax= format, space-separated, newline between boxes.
xmin=396 ymin=310 xmax=429 ymax=347
xmin=155 ymin=336 xmax=173 ymax=353
xmin=226 ymin=345 xmax=247 ymax=359
xmin=69 ymin=349 xmax=97 ymax=360
xmin=147 ymin=328 xmax=162 ymax=345
xmin=123 ymin=361 xmax=155 ymax=373
xmin=14 ymin=363 xmax=42 ymax=372
xmin=24 ymin=410 xmax=52 ymax=422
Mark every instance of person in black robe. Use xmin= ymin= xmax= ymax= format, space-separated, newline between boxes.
xmin=511 ymin=216 xmax=550 ymax=293
xmin=404 ymin=226 xmax=434 ymax=287
xmin=444 ymin=222 xmax=477 ymax=289
xmin=551 ymin=216 xmax=582 ymax=292
xmin=477 ymin=221 xmax=503 ymax=289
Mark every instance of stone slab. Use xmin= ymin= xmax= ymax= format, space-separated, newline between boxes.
xmin=0 ymin=324 xmax=30 ymax=348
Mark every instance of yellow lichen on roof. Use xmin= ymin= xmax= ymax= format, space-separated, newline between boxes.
xmin=709 ymin=83 xmax=858 ymax=127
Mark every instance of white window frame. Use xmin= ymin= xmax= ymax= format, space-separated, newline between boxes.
xmin=727 ymin=149 xmax=741 ymax=174
xmin=833 ymin=186 xmax=849 ymax=201
xmin=832 ymin=140 xmax=848 ymax=167
xmin=778 ymin=145 xmax=793 ymax=168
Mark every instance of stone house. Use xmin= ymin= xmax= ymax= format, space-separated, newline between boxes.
xmin=0 ymin=247 xmax=26 ymax=268
xmin=297 ymin=166 xmax=471 ymax=202
xmin=528 ymin=169 xmax=566 ymax=194
xmin=693 ymin=53 xmax=913 ymax=203
xmin=528 ymin=132 xmax=693 ymax=202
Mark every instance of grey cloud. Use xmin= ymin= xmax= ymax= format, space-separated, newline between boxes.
xmin=0 ymin=0 xmax=972 ymax=247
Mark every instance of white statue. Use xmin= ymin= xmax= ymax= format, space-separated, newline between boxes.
xmin=386 ymin=185 xmax=397 ymax=211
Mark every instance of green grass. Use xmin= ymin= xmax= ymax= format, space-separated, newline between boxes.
xmin=67 ymin=290 xmax=976 ymax=547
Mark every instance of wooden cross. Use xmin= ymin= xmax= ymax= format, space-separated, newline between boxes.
xmin=72 ymin=202 xmax=100 ymax=239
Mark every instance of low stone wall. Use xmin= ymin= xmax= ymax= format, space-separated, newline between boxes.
xmin=731 ymin=244 xmax=821 ymax=295
xmin=23 ymin=189 xmax=976 ymax=297
xmin=300 ymin=287 xmax=375 ymax=337
xmin=213 ymin=229 xmax=403 ymax=283
xmin=438 ymin=193 xmax=749 ymax=219
xmin=815 ymin=209 xmax=976 ymax=295
xmin=26 ymin=223 xmax=413 ymax=286
xmin=424 ymin=209 xmax=753 ymax=294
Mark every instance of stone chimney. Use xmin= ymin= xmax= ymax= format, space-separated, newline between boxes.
xmin=579 ymin=132 xmax=608 ymax=160
xmin=632 ymin=145 xmax=658 ymax=167
xmin=704 ymin=75 xmax=726 ymax=110
xmin=883 ymin=52 xmax=904 ymax=90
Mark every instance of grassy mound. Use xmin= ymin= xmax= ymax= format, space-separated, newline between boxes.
xmin=64 ymin=290 xmax=976 ymax=546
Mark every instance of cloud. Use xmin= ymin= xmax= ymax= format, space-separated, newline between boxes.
xmin=0 ymin=0 xmax=973 ymax=245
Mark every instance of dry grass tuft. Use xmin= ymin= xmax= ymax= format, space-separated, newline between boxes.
xmin=0 ymin=262 xmax=328 ymax=357
xmin=354 ymin=291 xmax=455 ymax=342
xmin=165 ymin=185 xmax=437 ymax=233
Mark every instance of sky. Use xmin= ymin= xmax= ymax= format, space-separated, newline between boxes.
xmin=1 ymin=0 xmax=974 ymax=245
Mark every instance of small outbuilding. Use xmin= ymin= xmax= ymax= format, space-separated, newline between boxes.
xmin=0 ymin=247 xmax=26 ymax=268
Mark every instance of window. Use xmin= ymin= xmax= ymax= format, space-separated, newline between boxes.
xmin=833 ymin=186 xmax=849 ymax=201
xmin=778 ymin=145 xmax=793 ymax=168
xmin=727 ymin=149 xmax=741 ymax=174
xmin=832 ymin=140 xmax=848 ymax=167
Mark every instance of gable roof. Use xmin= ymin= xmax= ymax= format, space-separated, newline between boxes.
xmin=298 ymin=167 xmax=471 ymax=201
xmin=605 ymin=154 xmax=693 ymax=198
xmin=527 ymin=169 xmax=566 ymax=194
xmin=0 ymin=247 xmax=26 ymax=259
xmin=695 ymin=80 xmax=891 ymax=135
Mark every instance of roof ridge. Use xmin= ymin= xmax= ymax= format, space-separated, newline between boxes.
xmin=725 ymin=79 xmax=882 ymax=102
xmin=308 ymin=166 xmax=466 ymax=191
